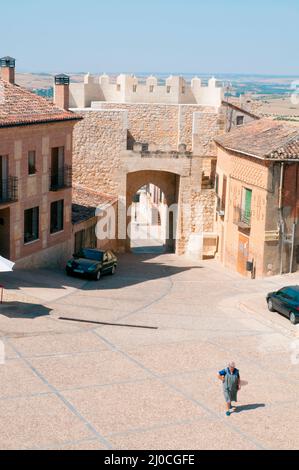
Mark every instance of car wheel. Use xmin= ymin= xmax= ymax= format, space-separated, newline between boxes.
xmin=290 ymin=312 xmax=297 ymax=325
xmin=268 ymin=299 xmax=275 ymax=312
xmin=111 ymin=265 xmax=116 ymax=275
xmin=95 ymin=271 xmax=101 ymax=281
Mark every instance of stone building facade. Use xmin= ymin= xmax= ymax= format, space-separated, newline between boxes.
xmin=0 ymin=57 xmax=81 ymax=268
xmin=215 ymin=119 xmax=299 ymax=277
xmin=70 ymin=73 xmax=258 ymax=258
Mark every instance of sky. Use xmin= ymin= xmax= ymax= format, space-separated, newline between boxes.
xmin=1 ymin=0 xmax=299 ymax=75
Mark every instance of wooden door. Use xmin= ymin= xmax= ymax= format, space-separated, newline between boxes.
xmin=237 ymin=234 xmax=249 ymax=275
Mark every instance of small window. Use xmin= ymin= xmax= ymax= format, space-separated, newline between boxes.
xmin=28 ymin=151 xmax=36 ymax=175
xmin=50 ymin=200 xmax=64 ymax=234
xmin=215 ymin=174 xmax=219 ymax=195
xmin=167 ymin=86 xmax=171 ymax=94
xmin=133 ymin=85 xmax=137 ymax=93
xmin=182 ymin=86 xmax=186 ymax=94
xmin=236 ymin=116 xmax=244 ymax=126
xmin=24 ymin=207 xmax=39 ymax=244
xmin=149 ymin=85 xmax=154 ymax=93
xmin=116 ymin=84 xmax=121 ymax=92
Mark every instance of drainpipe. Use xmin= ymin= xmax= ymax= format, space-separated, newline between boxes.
xmin=289 ymin=163 xmax=298 ymax=273
xmin=279 ymin=162 xmax=285 ymax=275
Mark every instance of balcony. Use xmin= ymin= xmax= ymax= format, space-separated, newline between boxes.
xmin=0 ymin=177 xmax=18 ymax=204
xmin=49 ymin=166 xmax=72 ymax=191
xmin=234 ymin=207 xmax=252 ymax=229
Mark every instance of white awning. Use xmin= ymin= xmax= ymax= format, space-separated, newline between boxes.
xmin=0 ymin=256 xmax=15 ymax=273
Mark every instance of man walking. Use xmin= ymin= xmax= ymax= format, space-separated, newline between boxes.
xmin=218 ymin=362 xmax=241 ymax=416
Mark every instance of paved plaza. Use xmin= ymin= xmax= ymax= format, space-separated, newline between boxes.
xmin=0 ymin=250 xmax=299 ymax=450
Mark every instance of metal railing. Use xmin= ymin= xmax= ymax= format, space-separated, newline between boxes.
xmin=49 ymin=165 xmax=72 ymax=191
xmin=0 ymin=177 xmax=18 ymax=203
xmin=234 ymin=207 xmax=252 ymax=227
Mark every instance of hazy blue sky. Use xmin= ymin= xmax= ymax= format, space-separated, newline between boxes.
xmin=1 ymin=0 xmax=298 ymax=75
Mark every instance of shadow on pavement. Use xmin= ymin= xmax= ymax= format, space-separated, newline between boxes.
xmin=0 ymin=301 xmax=52 ymax=319
xmin=0 ymin=252 xmax=204 ymax=292
xmin=235 ymin=403 xmax=266 ymax=414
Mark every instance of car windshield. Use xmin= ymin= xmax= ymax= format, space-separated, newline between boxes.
xmin=278 ymin=288 xmax=299 ymax=300
xmin=79 ymin=249 xmax=104 ymax=262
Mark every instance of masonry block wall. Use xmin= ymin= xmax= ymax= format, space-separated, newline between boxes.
xmin=72 ymin=109 xmax=128 ymax=196
xmin=70 ymin=74 xmax=224 ymax=108
xmin=71 ymin=101 xmax=235 ymax=259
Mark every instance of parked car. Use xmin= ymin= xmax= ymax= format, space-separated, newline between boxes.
xmin=66 ymin=248 xmax=118 ymax=281
xmin=267 ymin=286 xmax=299 ymax=325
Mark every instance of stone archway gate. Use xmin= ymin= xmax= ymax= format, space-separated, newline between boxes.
xmin=116 ymin=145 xmax=216 ymax=258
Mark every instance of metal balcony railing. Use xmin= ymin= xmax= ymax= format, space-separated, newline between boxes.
xmin=0 ymin=177 xmax=18 ymax=204
xmin=49 ymin=165 xmax=72 ymax=191
xmin=234 ymin=207 xmax=252 ymax=228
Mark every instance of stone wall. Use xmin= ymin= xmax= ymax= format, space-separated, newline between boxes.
xmin=69 ymin=73 xmax=224 ymax=108
xmin=72 ymin=109 xmax=127 ymax=196
xmin=71 ymin=101 xmax=254 ymax=261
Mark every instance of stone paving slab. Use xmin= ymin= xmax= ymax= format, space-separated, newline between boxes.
xmin=0 ymin=394 xmax=94 ymax=450
xmin=63 ymin=380 xmax=208 ymax=437
xmin=30 ymin=350 xmax=150 ymax=391
xmin=0 ymin=359 xmax=49 ymax=399
xmin=9 ymin=330 xmax=111 ymax=358
xmin=1 ymin=253 xmax=299 ymax=449
xmin=108 ymin=417 xmax=260 ymax=450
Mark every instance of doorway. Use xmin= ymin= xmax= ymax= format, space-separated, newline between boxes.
xmin=0 ymin=208 xmax=10 ymax=258
xmin=237 ymin=233 xmax=249 ymax=275
xmin=130 ymin=184 xmax=168 ymax=254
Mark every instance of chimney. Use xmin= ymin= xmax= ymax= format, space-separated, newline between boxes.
xmin=0 ymin=56 xmax=16 ymax=84
xmin=54 ymin=74 xmax=70 ymax=110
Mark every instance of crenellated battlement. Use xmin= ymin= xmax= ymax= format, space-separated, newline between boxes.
xmin=69 ymin=73 xmax=224 ymax=108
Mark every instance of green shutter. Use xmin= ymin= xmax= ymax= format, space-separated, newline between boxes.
xmin=244 ymin=189 xmax=252 ymax=224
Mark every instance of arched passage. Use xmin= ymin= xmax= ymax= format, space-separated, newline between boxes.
xmin=126 ymin=170 xmax=180 ymax=254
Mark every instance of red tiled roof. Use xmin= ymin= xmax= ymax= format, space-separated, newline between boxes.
xmin=0 ymin=78 xmax=81 ymax=127
xmin=215 ymin=118 xmax=299 ymax=160
xmin=72 ymin=185 xmax=117 ymax=225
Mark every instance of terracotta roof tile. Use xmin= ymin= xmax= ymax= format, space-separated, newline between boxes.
xmin=72 ymin=185 xmax=117 ymax=225
xmin=0 ymin=78 xmax=81 ymax=127
xmin=215 ymin=118 xmax=299 ymax=160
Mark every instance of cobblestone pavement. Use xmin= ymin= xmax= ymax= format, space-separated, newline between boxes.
xmin=0 ymin=252 xmax=298 ymax=450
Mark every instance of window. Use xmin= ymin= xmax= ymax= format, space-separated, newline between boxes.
xmin=167 ymin=86 xmax=171 ymax=94
xmin=236 ymin=115 xmax=244 ymax=126
xmin=182 ymin=86 xmax=186 ymax=94
xmin=24 ymin=207 xmax=39 ymax=244
xmin=116 ymin=84 xmax=121 ymax=92
xmin=149 ymin=85 xmax=154 ymax=93
xmin=50 ymin=200 xmax=64 ymax=234
xmin=133 ymin=85 xmax=137 ymax=93
xmin=242 ymin=188 xmax=252 ymax=225
xmin=28 ymin=151 xmax=36 ymax=175
xmin=50 ymin=147 xmax=65 ymax=190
